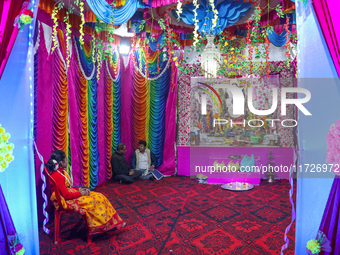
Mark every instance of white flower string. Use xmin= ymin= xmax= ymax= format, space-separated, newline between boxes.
xmin=133 ymin=58 xmax=170 ymax=81
xmin=105 ymin=56 xmax=120 ymax=82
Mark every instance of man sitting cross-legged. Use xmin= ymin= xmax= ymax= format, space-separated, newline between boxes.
xmin=111 ymin=143 xmax=142 ymax=184
xmin=130 ymin=140 xmax=158 ymax=180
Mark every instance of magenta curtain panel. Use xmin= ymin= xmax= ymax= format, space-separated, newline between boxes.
xmin=312 ymin=0 xmax=340 ymax=77
xmin=0 ymin=0 xmax=26 ymax=80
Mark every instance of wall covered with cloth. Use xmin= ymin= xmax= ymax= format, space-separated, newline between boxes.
xmin=34 ymin=21 xmax=177 ymax=224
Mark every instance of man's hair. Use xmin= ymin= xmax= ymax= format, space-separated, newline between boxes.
xmin=139 ymin=140 xmax=147 ymax=147
xmin=117 ymin=143 xmax=126 ymax=151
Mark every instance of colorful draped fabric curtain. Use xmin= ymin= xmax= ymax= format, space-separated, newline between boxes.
xmin=34 ymin=21 xmax=177 ymax=225
xmin=312 ymin=0 xmax=340 ymax=77
xmin=0 ymin=0 xmax=27 ymax=80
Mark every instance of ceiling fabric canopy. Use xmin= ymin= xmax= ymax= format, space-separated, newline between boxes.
xmin=86 ymin=0 xmax=138 ymax=25
xmin=173 ymin=0 xmax=252 ymax=35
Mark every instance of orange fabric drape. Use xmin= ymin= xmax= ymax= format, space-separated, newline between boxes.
xmin=51 ymin=51 xmax=69 ymax=163
xmin=104 ymin=68 xmax=113 ymax=179
xmin=132 ymin=68 xmax=148 ymax=150
xmin=75 ymin=67 xmax=90 ymax=187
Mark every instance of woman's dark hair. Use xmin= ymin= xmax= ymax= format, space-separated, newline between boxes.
xmin=139 ymin=140 xmax=147 ymax=147
xmin=46 ymin=150 xmax=66 ymax=172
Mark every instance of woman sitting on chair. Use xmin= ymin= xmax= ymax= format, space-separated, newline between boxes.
xmin=46 ymin=150 xmax=126 ymax=235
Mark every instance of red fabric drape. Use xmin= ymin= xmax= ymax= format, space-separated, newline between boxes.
xmin=312 ymin=0 xmax=340 ymax=77
xmin=0 ymin=0 xmax=26 ymax=80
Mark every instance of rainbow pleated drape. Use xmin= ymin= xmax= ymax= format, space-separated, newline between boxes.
xmin=35 ymin=22 xmax=176 ymax=224
xmin=130 ymin=48 xmax=171 ymax=165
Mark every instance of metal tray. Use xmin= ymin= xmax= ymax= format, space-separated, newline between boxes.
xmin=221 ymin=182 xmax=254 ymax=191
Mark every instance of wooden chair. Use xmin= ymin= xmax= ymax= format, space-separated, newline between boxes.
xmin=44 ymin=165 xmax=92 ymax=245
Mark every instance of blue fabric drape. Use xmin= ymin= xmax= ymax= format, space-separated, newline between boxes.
xmin=173 ymin=0 xmax=252 ymax=35
xmin=267 ymin=29 xmax=291 ymax=47
xmin=234 ymin=27 xmax=292 ymax=47
xmin=86 ymin=0 xmax=138 ymax=25
xmin=148 ymin=34 xmax=165 ymax=51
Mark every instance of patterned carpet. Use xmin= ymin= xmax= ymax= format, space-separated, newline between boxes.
xmin=39 ymin=176 xmax=296 ymax=255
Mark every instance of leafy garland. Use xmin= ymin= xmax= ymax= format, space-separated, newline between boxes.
xmin=51 ymin=5 xmax=59 ymax=53
xmin=79 ymin=1 xmax=85 ymax=45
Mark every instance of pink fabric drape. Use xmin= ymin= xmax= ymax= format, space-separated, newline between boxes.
xmin=120 ymin=56 xmax=133 ymax=161
xmin=312 ymin=0 xmax=340 ymax=77
xmin=0 ymin=0 xmax=26 ymax=80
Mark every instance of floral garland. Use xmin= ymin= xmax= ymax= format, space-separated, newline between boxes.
xmin=306 ymin=231 xmax=332 ymax=254
xmin=285 ymin=16 xmax=291 ymax=68
xmin=9 ymin=235 xmax=24 ymax=255
xmin=14 ymin=2 xmax=33 ymax=31
xmin=209 ymin=0 xmax=219 ymax=32
xmin=176 ymin=0 xmax=183 ymax=21
xmin=246 ymin=22 xmax=254 ymax=74
xmin=0 ymin=124 xmax=14 ymax=172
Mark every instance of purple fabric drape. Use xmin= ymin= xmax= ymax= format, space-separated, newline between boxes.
xmin=312 ymin=0 xmax=340 ymax=77
xmin=97 ymin=65 xmax=106 ymax=185
xmin=120 ymin=56 xmax=133 ymax=161
xmin=0 ymin=184 xmax=17 ymax=255
xmin=318 ymin=176 xmax=340 ymax=255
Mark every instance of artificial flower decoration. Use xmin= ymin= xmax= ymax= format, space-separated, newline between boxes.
xmin=326 ymin=119 xmax=340 ymax=170
xmin=306 ymin=231 xmax=332 ymax=255
xmin=9 ymin=235 xmax=25 ymax=255
xmin=0 ymin=124 xmax=15 ymax=172
xmin=14 ymin=1 xmax=33 ymax=30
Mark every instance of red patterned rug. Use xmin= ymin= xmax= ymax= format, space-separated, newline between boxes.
xmin=39 ymin=176 xmax=296 ymax=254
